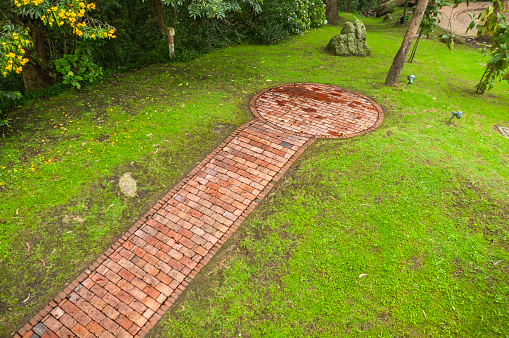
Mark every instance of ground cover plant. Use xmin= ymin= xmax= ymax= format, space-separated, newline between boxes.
xmin=1 ymin=10 xmax=508 ymax=337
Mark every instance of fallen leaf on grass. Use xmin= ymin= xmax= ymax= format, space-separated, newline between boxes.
xmin=494 ymin=260 xmax=503 ymax=265
xmin=359 ymin=274 xmax=367 ymax=278
xmin=23 ymin=293 xmax=30 ymax=303
xmin=39 ymin=259 xmax=46 ymax=267
xmin=107 ymin=204 xmax=114 ymax=210
xmin=25 ymin=242 xmax=30 ymax=254
xmin=360 ymin=204 xmax=373 ymax=207
xmin=0 ymin=219 xmax=5 ymax=224
xmin=422 ymin=309 xmax=427 ymax=321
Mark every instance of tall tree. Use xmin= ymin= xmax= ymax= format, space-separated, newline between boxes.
xmin=385 ymin=0 xmax=429 ymax=86
xmin=1 ymin=0 xmax=115 ymax=89
xmin=326 ymin=0 xmax=340 ymax=25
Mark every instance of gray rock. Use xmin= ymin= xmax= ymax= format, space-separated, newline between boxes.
xmin=326 ymin=20 xmax=371 ymax=57
xmin=383 ymin=13 xmax=393 ymax=22
xmin=119 ymin=172 xmax=137 ymax=197
xmin=376 ymin=0 xmax=402 ymax=17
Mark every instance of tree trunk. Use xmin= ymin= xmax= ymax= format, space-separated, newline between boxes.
xmin=326 ymin=0 xmax=340 ymax=25
xmin=346 ymin=0 xmax=351 ymax=13
xmin=385 ymin=0 xmax=429 ymax=86
xmin=154 ymin=0 xmax=166 ymax=35
xmin=22 ymin=21 xmax=52 ymax=90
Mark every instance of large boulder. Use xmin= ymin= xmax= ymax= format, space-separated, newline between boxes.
xmin=376 ymin=0 xmax=406 ymax=17
xmin=326 ymin=20 xmax=371 ymax=57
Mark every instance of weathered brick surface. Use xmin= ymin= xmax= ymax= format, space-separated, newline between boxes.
xmin=250 ymin=83 xmax=384 ymax=139
xmin=18 ymin=84 xmax=383 ymax=337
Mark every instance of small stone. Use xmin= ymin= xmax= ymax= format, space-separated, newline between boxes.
xmin=119 ymin=172 xmax=137 ymax=197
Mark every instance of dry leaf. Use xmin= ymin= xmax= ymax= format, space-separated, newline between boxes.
xmin=23 ymin=293 xmax=30 ymax=303
xmin=39 ymin=259 xmax=46 ymax=267
xmin=359 ymin=274 xmax=367 ymax=278
xmin=25 ymin=242 xmax=30 ymax=254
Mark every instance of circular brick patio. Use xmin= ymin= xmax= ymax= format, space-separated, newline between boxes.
xmin=249 ymin=83 xmax=384 ymax=139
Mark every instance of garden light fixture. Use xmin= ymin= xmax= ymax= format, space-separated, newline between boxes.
xmin=405 ymin=74 xmax=416 ymax=89
xmin=448 ymin=111 xmax=463 ymax=124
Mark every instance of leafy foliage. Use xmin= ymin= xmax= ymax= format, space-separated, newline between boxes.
xmin=1 ymin=0 xmax=115 ymax=89
xmin=467 ymin=0 xmax=509 ymax=93
xmin=0 ymin=25 xmax=32 ymax=77
xmin=54 ymin=44 xmax=102 ymax=89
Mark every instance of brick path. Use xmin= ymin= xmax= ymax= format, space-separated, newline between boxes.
xmin=16 ymin=83 xmax=384 ymax=338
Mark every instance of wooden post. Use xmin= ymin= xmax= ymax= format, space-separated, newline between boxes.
xmin=166 ymin=27 xmax=175 ymax=58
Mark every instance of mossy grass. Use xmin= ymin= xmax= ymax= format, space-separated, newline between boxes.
xmin=1 ymin=12 xmax=508 ymax=336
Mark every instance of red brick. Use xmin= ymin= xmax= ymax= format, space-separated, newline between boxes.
xmin=73 ymin=311 xmax=91 ymax=327
xmin=60 ymin=313 xmax=77 ymax=329
xmin=50 ymin=306 xmax=65 ymax=320
xmin=103 ymin=305 xmax=120 ymax=320
xmin=86 ymin=320 xmax=104 ymax=336
xmin=40 ymin=330 xmax=59 ymax=338
xmin=90 ymin=284 xmax=108 ymax=298
xmin=114 ymin=326 xmax=132 ymax=338
xmin=115 ymin=290 xmax=134 ymax=304
xmin=99 ymin=330 xmax=115 ymax=338
xmin=104 ymin=270 xmax=121 ymax=284
xmin=116 ymin=301 xmax=134 ymax=317
xmin=104 ymin=281 xmax=121 ymax=295
xmin=115 ymin=314 xmax=134 ymax=330
xmin=129 ymin=287 xmax=147 ymax=302
xmin=142 ymin=285 xmax=160 ymax=300
xmin=42 ymin=316 xmax=62 ymax=332
xmin=117 ymin=279 xmax=134 ymax=292
xmin=71 ymin=323 xmax=91 ymax=338
xmin=90 ymin=273 xmax=108 ymax=287
xmin=60 ymin=300 xmax=79 ymax=316
xmin=100 ymin=316 xmax=119 ymax=332
xmin=129 ymin=299 xmax=147 ymax=314
xmin=90 ymin=295 xmax=107 ymax=311
xmin=87 ymin=307 xmax=106 ymax=323
xmin=130 ymin=277 xmax=148 ymax=290
xmin=129 ymin=311 xmax=148 ymax=328
xmin=128 ymin=323 xmax=140 ymax=335
xmin=103 ymin=293 xmax=121 ymax=307
xmin=143 ymin=297 xmax=161 ymax=312
xmin=132 ymin=246 xmax=146 ymax=258
xmin=56 ymin=326 xmax=74 ymax=337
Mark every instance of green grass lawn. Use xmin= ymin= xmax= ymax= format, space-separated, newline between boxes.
xmin=1 ymin=12 xmax=508 ymax=337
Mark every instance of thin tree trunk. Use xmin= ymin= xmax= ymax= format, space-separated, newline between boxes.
xmin=408 ymin=27 xmax=423 ymax=62
xmin=385 ymin=0 xmax=429 ymax=86
xmin=346 ymin=0 xmax=351 ymax=13
xmin=326 ymin=0 xmax=340 ymax=25
xmin=402 ymin=0 xmax=410 ymax=22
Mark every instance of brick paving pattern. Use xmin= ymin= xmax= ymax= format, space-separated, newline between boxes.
xmin=16 ymin=84 xmax=383 ymax=338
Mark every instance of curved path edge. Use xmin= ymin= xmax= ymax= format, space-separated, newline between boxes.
xmin=15 ymin=84 xmax=383 ymax=338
